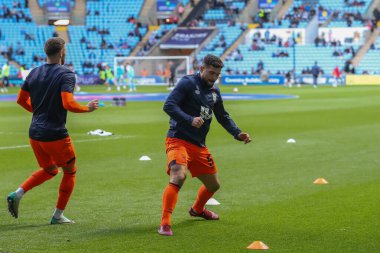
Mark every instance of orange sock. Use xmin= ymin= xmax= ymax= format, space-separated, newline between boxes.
xmin=56 ymin=167 xmax=76 ymax=210
xmin=21 ymin=168 xmax=58 ymax=192
xmin=161 ymin=183 xmax=180 ymax=226
xmin=192 ymin=185 xmax=215 ymax=214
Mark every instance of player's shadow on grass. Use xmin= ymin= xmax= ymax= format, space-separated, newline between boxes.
xmin=176 ymin=218 xmax=215 ymax=227
xmin=82 ymin=218 xmax=210 ymax=238
xmin=1 ymin=223 xmax=51 ymax=232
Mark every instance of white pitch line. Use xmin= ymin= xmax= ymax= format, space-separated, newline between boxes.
xmin=0 ymin=144 xmax=29 ymax=150
xmin=0 ymin=135 xmax=135 ymax=150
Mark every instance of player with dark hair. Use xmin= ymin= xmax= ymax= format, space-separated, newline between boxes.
xmin=6 ymin=37 xmax=99 ymax=224
xmin=158 ymin=54 xmax=252 ymax=236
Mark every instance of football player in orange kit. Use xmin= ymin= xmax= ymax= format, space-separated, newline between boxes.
xmin=7 ymin=37 xmax=99 ymax=224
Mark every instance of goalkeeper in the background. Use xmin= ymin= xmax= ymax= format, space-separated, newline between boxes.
xmin=116 ymin=63 xmax=126 ymax=91
xmin=158 ymin=54 xmax=252 ymax=236
xmin=126 ymin=62 xmax=136 ymax=92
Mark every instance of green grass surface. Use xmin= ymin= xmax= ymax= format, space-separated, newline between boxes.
xmin=1 ymin=85 xmax=379 ymax=252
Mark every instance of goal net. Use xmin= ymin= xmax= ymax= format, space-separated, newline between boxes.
xmin=113 ymin=56 xmax=191 ymax=86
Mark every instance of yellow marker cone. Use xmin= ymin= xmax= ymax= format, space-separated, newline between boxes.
xmin=313 ymin=177 xmax=328 ymax=184
xmin=247 ymin=241 xmax=269 ymax=250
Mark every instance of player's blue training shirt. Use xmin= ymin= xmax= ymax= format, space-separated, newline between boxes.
xmin=164 ymin=73 xmax=241 ymax=147
xmin=21 ymin=64 xmax=75 ymax=142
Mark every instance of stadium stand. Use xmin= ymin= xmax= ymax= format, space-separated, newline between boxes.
xmin=222 ymin=0 xmax=375 ymax=76
xmin=356 ymin=37 xmax=380 ymax=74
xmin=0 ymin=0 xmax=51 ymax=76
xmin=0 ymin=0 xmax=379 ymax=85
xmin=66 ymin=0 xmax=147 ymax=75
xmin=319 ymin=0 xmax=371 ymax=27
xmin=195 ymin=0 xmax=248 ymax=65
xmin=136 ymin=24 xmax=178 ymax=56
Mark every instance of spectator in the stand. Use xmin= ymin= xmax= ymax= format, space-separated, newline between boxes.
xmin=7 ymin=44 xmax=13 ymax=60
xmin=264 ymin=29 xmax=270 ymax=43
xmin=15 ymin=41 xmax=24 ymax=55
xmin=100 ymin=38 xmax=107 ymax=49
xmin=88 ymin=51 xmax=96 ymax=59
xmin=373 ymin=8 xmax=380 ymax=22
xmin=141 ymin=68 xmax=148 ymax=77
xmin=178 ymin=4 xmax=184 ymax=18
xmin=80 ymin=36 xmax=87 ymax=43
xmin=236 ymin=49 xmax=243 ymax=61
xmin=344 ymin=60 xmax=355 ymax=74
xmin=25 ymin=32 xmax=35 ymax=41
xmin=127 ymin=15 xmax=135 ymax=23
xmin=257 ymin=60 xmax=264 ymax=72
xmin=52 ymin=31 xmax=58 ymax=37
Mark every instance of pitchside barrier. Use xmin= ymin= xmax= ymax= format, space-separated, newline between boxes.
xmin=346 ymin=75 xmax=380 ymax=85
xmin=221 ymin=75 xmax=346 ymax=85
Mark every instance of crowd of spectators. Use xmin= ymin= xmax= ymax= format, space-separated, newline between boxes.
xmin=1 ymin=1 xmax=32 ymax=22
xmin=283 ymin=5 xmax=320 ymax=28
xmin=137 ymin=25 xmax=173 ymax=56
xmin=208 ymin=0 xmax=244 ymax=15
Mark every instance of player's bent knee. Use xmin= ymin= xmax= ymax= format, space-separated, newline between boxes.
xmin=43 ymin=166 xmax=59 ymax=176
xmin=62 ymin=165 xmax=77 ymax=174
xmin=207 ymin=183 xmax=220 ymax=193
xmin=169 ymin=164 xmax=187 ymax=185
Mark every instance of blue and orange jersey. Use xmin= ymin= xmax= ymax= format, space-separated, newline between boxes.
xmin=20 ymin=64 xmax=80 ymax=141
xmin=163 ymin=73 xmax=241 ymax=147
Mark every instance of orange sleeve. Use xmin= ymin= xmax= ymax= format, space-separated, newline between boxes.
xmin=17 ymin=89 xmax=33 ymax=113
xmin=61 ymin=92 xmax=89 ymax=113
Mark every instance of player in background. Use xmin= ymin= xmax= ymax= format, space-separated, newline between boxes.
xmin=67 ymin=62 xmax=80 ymax=92
xmin=332 ymin=66 xmax=341 ymax=87
xmin=168 ymin=61 xmax=176 ymax=90
xmin=158 ymin=54 xmax=252 ymax=236
xmin=6 ymin=37 xmax=99 ymax=224
xmin=285 ymin=70 xmax=292 ymax=88
xmin=116 ymin=63 xmax=126 ymax=91
xmin=311 ymin=61 xmax=321 ymax=88
xmin=99 ymin=67 xmax=106 ymax=88
xmin=2 ymin=61 xmax=10 ymax=88
xmin=0 ymin=69 xmax=7 ymax=93
xmin=105 ymin=65 xmax=115 ymax=91
xmin=126 ymin=62 xmax=136 ymax=92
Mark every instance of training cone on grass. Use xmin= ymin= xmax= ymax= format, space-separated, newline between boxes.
xmin=287 ymin=138 xmax=296 ymax=143
xmin=139 ymin=155 xmax=151 ymax=161
xmin=206 ymin=198 xmax=220 ymax=206
xmin=313 ymin=177 xmax=328 ymax=184
xmin=247 ymin=241 xmax=269 ymax=250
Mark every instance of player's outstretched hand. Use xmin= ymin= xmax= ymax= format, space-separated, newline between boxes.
xmin=238 ymin=132 xmax=252 ymax=144
xmin=192 ymin=117 xmax=204 ymax=128
xmin=87 ymin=99 xmax=99 ymax=112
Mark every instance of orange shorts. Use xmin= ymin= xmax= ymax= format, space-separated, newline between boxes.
xmin=165 ymin=137 xmax=217 ymax=178
xmin=29 ymin=136 xmax=76 ymax=169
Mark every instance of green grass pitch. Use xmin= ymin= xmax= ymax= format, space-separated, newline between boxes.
xmin=0 ymin=85 xmax=379 ymax=252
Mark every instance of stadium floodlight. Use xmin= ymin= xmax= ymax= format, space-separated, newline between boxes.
xmin=113 ymin=56 xmax=191 ymax=86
